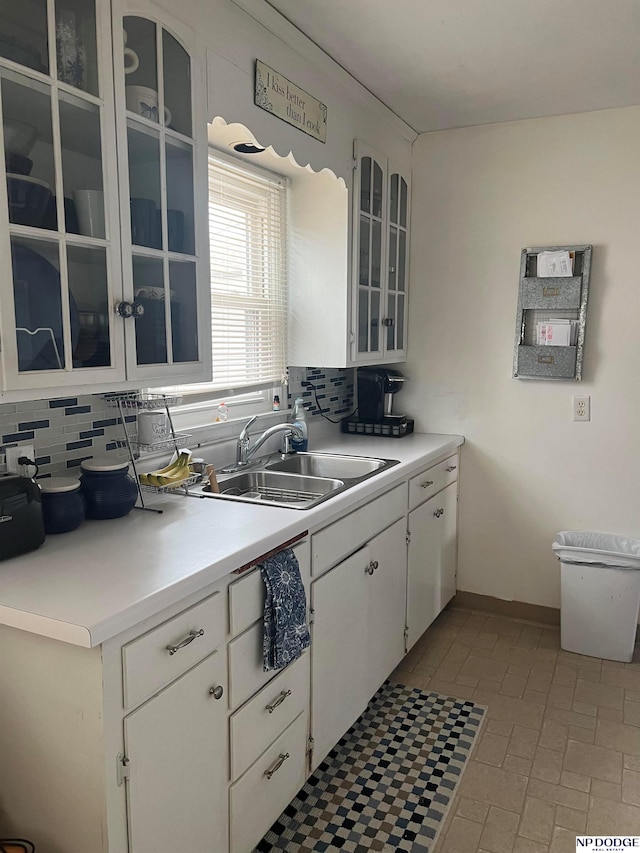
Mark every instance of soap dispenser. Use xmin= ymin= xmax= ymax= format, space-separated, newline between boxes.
xmin=290 ymin=397 xmax=308 ymax=451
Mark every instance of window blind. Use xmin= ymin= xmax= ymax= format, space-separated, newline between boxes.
xmin=207 ymin=152 xmax=288 ymax=391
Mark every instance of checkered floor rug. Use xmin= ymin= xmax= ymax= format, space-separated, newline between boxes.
xmin=255 ymin=681 xmax=486 ymax=852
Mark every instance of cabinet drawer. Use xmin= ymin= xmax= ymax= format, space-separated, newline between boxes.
xmin=312 ymin=482 xmax=407 ymax=577
xmin=228 ymin=539 xmax=311 ymax=638
xmin=229 ymin=620 xmax=309 ymax=711
xmin=230 ymin=653 xmax=309 ymax=781
xmin=122 ymin=591 xmax=225 ymax=710
xmin=230 ymin=711 xmax=308 ymax=853
xmin=408 ymin=453 xmax=459 ymax=510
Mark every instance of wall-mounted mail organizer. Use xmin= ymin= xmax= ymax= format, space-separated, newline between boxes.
xmin=513 ymin=244 xmax=592 ymax=380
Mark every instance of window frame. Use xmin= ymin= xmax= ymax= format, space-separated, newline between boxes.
xmin=150 ymin=147 xmax=289 ymax=427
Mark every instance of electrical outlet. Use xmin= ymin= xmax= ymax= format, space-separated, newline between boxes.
xmin=287 ymin=366 xmax=304 ymax=388
xmin=6 ymin=444 xmax=35 ymax=473
xmin=572 ymin=395 xmax=591 ymax=422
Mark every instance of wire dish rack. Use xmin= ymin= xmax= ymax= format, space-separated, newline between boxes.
xmin=103 ymin=392 xmax=184 ymax=409
xmin=102 ymin=393 xmax=194 ymax=512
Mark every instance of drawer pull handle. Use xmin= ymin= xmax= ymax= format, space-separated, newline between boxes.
xmin=433 ymin=508 xmax=445 ymax=518
xmin=266 ymin=689 xmax=292 ymax=714
xmin=421 ymin=480 xmax=434 ymax=488
xmin=166 ymin=628 xmax=204 ymax=655
xmin=264 ymin=752 xmax=290 ymax=779
xmin=209 ymin=685 xmax=224 ymax=700
xmin=446 ymin=465 xmax=457 ymax=472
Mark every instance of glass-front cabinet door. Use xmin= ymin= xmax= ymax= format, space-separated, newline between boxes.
xmin=354 ymin=142 xmax=385 ymax=362
xmin=385 ymin=166 xmax=409 ymax=359
xmin=0 ymin=0 xmax=124 ymax=390
xmin=352 ymin=141 xmax=410 ymax=365
xmin=113 ymin=3 xmax=210 ymax=383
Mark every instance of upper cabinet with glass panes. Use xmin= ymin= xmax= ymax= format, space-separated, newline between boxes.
xmin=352 ymin=141 xmax=410 ymax=365
xmin=0 ymin=0 xmax=210 ymax=398
xmin=112 ymin=3 xmax=209 ymax=383
xmin=0 ymin=0 xmax=125 ymax=392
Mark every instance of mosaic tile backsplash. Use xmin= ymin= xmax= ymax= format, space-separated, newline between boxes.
xmin=0 ymin=395 xmax=134 ymax=478
xmin=288 ymin=367 xmax=355 ymax=420
xmin=0 ymin=367 xmax=355 ymax=478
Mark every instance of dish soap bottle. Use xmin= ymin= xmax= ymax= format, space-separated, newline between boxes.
xmin=216 ymin=401 xmax=228 ymax=422
xmin=290 ymin=397 xmax=308 ymax=452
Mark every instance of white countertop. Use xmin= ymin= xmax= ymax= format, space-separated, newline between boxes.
xmin=0 ymin=432 xmax=463 ymax=648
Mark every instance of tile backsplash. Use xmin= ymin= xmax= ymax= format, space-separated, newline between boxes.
xmin=0 ymin=395 xmax=133 ymax=477
xmin=0 ymin=367 xmax=355 ymax=477
xmin=288 ymin=367 xmax=355 ymax=420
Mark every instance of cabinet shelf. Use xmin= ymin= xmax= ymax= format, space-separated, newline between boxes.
xmin=513 ymin=245 xmax=592 ymax=381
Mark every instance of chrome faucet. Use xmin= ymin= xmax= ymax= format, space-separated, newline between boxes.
xmin=232 ymin=416 xmax=303 ymax=470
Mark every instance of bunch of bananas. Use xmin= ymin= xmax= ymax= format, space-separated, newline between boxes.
xmin=139 ymin=449 xmax=193 ymax=488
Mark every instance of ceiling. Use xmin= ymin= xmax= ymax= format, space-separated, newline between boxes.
xmin=262 ymin=0 xmax=640 ymax=134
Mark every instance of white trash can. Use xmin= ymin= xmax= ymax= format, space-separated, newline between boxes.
xmin=553 ymin=531 xmax=640 ymax=663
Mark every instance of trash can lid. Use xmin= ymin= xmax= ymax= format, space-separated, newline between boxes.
xmin=552 ymin=530 xmax=640 ymax=569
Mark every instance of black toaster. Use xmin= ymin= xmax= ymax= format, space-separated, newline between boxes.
xmin=0 ymin=475 xmax=45 ymax=561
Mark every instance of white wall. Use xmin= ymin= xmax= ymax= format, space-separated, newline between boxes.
xmin=405 ymin=106 xmax=640 ymax=609
xmin=153 ymin=0 xmax=415 ymax=181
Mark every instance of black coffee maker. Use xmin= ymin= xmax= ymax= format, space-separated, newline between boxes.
xmin=342 ymin=367 xmax=414 ymax=437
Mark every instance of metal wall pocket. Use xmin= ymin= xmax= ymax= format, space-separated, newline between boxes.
xmin=513 ymin=245 xmax=592 ymax=381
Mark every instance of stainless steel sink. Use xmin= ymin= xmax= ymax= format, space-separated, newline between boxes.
xmin=265 ymin=452 xmax=387 ymax=479
xmin=200 ymin=470 xmax=344 ymax=510
xmin=192 ymin=451 xmax=400 ymax=510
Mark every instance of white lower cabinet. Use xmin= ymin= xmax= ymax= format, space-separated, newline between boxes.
xmin=124 ymin=649 xmax=228 ymax=853
xmin=406 ymin=481 xmax=459 ymax=650
xmin=229 ymin=711 xmax=309 ymax=853
xmin=311 ymin=516 xmax=407 ymax=769
xmin=310 ymin=546 xmax=369 ymax=768
xmin=0 ymin=454 xmax=462 ymax=853
xmin=365 ymin=518 xmax=409 ymax=699
xmin=230 ymin=653 xmax=309 ymax=781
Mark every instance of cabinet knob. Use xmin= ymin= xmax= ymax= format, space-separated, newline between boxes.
xmin=372 ymin=560 xmax=379 ymax=571
xmin=421 ymin=480 xmax=434 ymax=489
xmin=209 ymin=685 xmax=224 ymax=700
xmin=264 ymin=752 xmax=290 ymax=780
xmin=115 ymin=300 xmax=145 ymax=318
xmin=433 ymin=508 xmax=445 ymax=518
xmin=165 ymin=628 xmax=204 ymax=655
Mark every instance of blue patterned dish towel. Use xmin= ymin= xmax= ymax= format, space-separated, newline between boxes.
xmin=260 ymin=547 xmax=311 ymax=671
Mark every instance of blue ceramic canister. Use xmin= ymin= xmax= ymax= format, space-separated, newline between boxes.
xmin=40 ymin=477 xmax=85 ymax=534
xmin=80 ymin=457 xmax=138 ymax=520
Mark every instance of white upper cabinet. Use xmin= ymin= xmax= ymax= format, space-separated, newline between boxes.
xmin=0 ymin=0 xmax=211 ymax=399
xmin=112 ymin=0 xmax=211 ymax=385
xmin=352 ymin=141 xmax=410 ymax=364
xmin=0 ymin=0 xmax=124 ymax=392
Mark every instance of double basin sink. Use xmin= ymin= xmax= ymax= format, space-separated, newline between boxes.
xmin=194 ymin=452 xmax=400 ymax=510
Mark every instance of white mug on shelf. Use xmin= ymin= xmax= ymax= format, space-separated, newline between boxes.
xmin=125 ymin=85 xmax=172 ymax=126
xmin=122 ymin=30 xmax=139 ymax=75
xmin=137 ymin=410 xmax=169 ymax=446
xmin=72 ymin=189 xmax=105 ymax=238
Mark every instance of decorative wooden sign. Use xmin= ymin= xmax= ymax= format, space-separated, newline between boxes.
xmin=254 ymin=59 xmax=327 ymax=143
